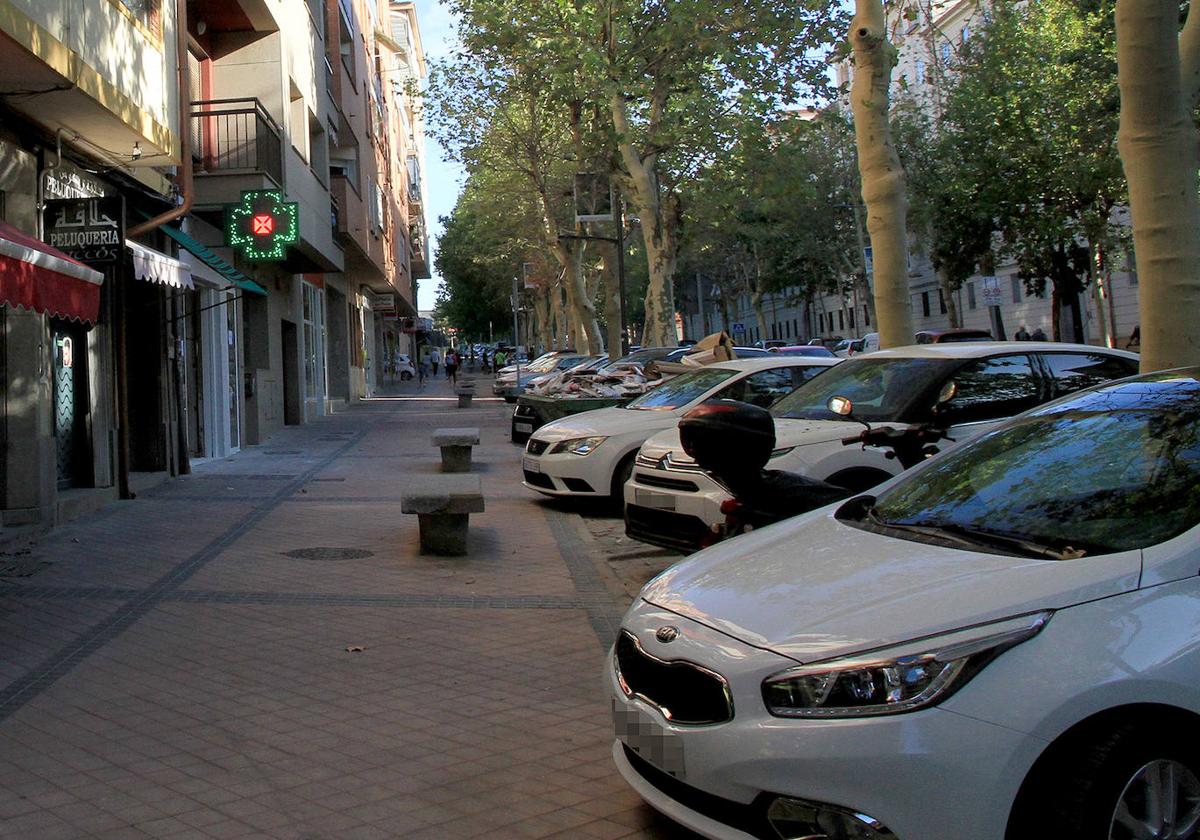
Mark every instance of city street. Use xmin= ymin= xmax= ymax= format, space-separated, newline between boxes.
xmin=0 ymin=374 xmax=690 ymax=840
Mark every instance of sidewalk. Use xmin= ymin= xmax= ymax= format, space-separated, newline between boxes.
xmin=0 ymin=373 xmax=695 ymax=839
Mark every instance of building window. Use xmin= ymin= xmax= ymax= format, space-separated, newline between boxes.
xmin=941 ymin=43 xmax=952 ymax=63
xmin=967 ymin=282 xmax=977 ymax=310
xmin=938 ymin=289 xmax=947 ymax=314
xmin=838 ymin=310 xmax=845 ymax=331
xmin=113 ymin=0 xmax=162 ymax=38
xmin=961 ymin=24 xmax=970 ymax=42
xmin=921 ymin=291 xmax=931 ymax=317
xmin=849 ymin=307 xmax=856 ymax=329
xmin=916 ymin=59 xmax=926 ymax=84
xmin=864 ymin=306 xmax=870 ymax=326
xmin=1011 ymin=275 xmax=1022 ymax=303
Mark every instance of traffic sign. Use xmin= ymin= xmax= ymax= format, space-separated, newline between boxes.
xmin=731 ymin=322 xmax=746 ymax=334
xmin=980 ymin=275 xmax=1003 ymax=307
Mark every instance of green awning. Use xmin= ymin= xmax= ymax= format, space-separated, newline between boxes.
xmin=158 ymin=223 xmax=267 ymax=296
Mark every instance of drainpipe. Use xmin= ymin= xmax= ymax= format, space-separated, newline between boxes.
xmin=127 ymin=0 xmax=193 ymax=237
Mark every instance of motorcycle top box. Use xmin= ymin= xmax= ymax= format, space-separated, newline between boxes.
xmin=679 ymin=399 xmax=776 ymax=481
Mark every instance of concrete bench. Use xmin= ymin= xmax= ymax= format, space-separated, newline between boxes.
xmin=433 ymin=427 xmax=481 ymax=472
xmin=401 ymin=475 xmax=485 ymax=556
xmin=455 ymin=382 xmax=477 ymax=408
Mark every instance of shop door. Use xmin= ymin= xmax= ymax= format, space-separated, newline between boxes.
xmin=52 ymin=324 xmax=88 ymax=489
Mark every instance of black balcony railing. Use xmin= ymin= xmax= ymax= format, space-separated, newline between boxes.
xmin=190 ymin=98 xmax=283 ymax=186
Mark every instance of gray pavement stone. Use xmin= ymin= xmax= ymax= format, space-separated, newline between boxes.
xmin=0 ymin=377 xmax=696 ymax=839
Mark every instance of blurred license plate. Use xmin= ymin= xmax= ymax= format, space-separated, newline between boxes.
xmin=635 ymin=489 xmax=675 ymax=511
xmin=613 ymin=700 xmax=685 ymax=778
xmin=522 ymin=457 xmax=541 ymax=473
xmin=514 ymin=422 xmax=533 ymax=433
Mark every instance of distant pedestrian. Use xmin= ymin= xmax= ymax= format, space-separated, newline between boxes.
xmin=1126 ymin=325 xmax=1141 ymax=349
xmin=1030 ymin=327 xmax=1048 ymax=341
xmin=446 ymin=350 xmax=459 ymax=384
xmin=494 ymin=349 xmax=507 ymax=370
xmin=417 ymin=356 xmax=430 ymax=387
xmin=1014 ymin=325 xmax=1031 ymax=341
xmin=430 ymin=349 xmax=440 ymax=375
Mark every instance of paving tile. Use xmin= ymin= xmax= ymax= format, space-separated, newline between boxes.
xmin=0 ymin=383 xmax=698 ymax=840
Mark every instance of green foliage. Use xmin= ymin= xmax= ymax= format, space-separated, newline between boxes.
xmin=921 ymin=0 xmax=1125 ymax=299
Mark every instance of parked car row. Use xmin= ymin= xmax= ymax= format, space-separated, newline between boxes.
xmin=514 ymin=339 xmax=1189 ymax=840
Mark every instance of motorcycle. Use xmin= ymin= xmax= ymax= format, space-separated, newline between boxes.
xmin=678 ymin=396 xmax=951 ymax=546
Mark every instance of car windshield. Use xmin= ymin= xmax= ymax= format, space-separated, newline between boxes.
xmin=771 ymin=357 xmax=958 ymax=422
xmin=859 ymin=379 xmax=1200 ymax=556
xmin=624 ymin=367 xmax=737 ymax=411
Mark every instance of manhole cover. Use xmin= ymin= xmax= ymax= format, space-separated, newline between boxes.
xmin=282 ymin=547 xmax=375 ymax=561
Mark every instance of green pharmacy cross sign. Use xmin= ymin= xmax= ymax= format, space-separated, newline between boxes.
xmin=226 ymin=190 xmax=299 ymax=261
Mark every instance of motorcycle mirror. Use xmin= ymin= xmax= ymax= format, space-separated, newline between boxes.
xmin=827 ymin=396 xmax=854 ymax=416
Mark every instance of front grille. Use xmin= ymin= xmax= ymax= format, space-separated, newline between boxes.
xmin=614 ymin=631 xmax=732 ymax=725
xmin=635 ymin=452 xmax=704 ymax=474
xmin=625 ymin=505 xmax=711 ymax=554
xmin=526 ymin=439 xmax=549 ymax=455
xmin=634 ymin=473 xmax=699 ymax=493
xmin=524 ymin=471 xmax=555 ymax=490
xmin=622 ymin=746 xmax=776 ymax=840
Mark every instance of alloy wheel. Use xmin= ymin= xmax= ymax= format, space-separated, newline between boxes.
xmin=1110 ymin=759 xmax=1200 ymax=839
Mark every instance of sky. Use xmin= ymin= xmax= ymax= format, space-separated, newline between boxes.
xmin=415 ymin=1 xmax=463 ymax=313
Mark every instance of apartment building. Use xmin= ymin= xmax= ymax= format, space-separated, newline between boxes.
xmin=0 ymin=0 xmax=431 ymax=535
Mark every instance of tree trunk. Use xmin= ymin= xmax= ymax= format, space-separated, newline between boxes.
xmin=751 ymin=289 xmax=769 ymax=343
xmin=551 ymin=281 xmax=567 ymax=350
xmin=557 ymin=243 xmax=603 ymax=355
xmin=610 ymin=93 xmax=678 ymax=347
xmin=936 ymin=267 xmax=961 ymax=329
xmin=534 ymin=288 xmax=552 ymax=355
xmin=1088 ymin=243 xmax=1115 ymax=348
xmin=850 ymin=0 xmax=913 ymax=349
xmin=600 ymin=244 xmax=623 ymax=359
xmin=1116 ymin=0 xmax=1200 ymax=370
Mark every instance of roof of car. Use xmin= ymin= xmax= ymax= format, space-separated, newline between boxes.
xmin=707 ymin=355 xmax=842 ymax=372
xmin=859 ymin=341 xmax=1141 ymax=361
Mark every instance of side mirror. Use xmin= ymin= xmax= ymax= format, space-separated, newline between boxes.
xmin=827 ymin=395 xmax=854 ymax=416
xmin=934 ymin=381 xmax=957 ymax=410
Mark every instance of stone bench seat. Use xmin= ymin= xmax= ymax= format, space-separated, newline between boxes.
xmin=433 ymin=427 xmax=481 ymax=472
xmin=401 ymin=475 xmax=485 ymax=555
xmin=454 ymin=382 xmax=477 ymax=408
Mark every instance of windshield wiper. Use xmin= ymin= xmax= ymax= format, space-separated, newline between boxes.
xmin=878 ymin=517 xmax=1088 ymax=561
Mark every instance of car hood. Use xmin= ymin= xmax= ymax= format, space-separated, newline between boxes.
xmin=639 ymin=507 xmax=1142 ymax=663
xmin=533 ymin=406 xmax=678 ymax=441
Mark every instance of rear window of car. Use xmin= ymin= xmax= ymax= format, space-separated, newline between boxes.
xmin=771 ymin=357 xmax=957 ymax=422
xmin=1042 ymin=352 xmax=1138 ymax=396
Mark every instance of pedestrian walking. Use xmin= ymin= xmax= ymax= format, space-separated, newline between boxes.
xmin=446 ymin=350 xmax=459 ymax=385
xmin=1126 ymin=325 xmax=1141 ymax=349
xmin=1014 ymin=325 xmax=1031 ymax=341
xmin=430 ymin=349 xmax=440 ymax=376
xmin=494 ymin=349 xmax=506 ymax=370
xmin=1030 ymin=327 xmax=1048 ymax=341
xmin=418 ymin=355 xmax=430 ymax=387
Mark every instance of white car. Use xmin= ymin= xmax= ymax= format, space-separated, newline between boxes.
xmin=394 ymin=354 xmax=416 ymax=380
xmin=521 ymin=357 xmax=839 ymax=499
xmin=626 ymin=342 xmax=1139 ymax=551
xmin=611 ymin=367 xmax=1200 ymax=840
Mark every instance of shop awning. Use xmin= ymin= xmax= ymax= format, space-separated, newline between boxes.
xmin=0 ymin=218 xmax=104 ymax=324
xmin=128 ymin=240 xmax=194 ymax=290
xmin=157 ymin=223 xmax=267 ymax=296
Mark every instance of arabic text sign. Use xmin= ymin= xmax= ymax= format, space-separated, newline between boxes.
xmin=43 ymin=197 xmax=125 ymax=266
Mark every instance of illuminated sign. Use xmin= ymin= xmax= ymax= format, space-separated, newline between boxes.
xmin=226 ymin=190 xmax=299 ymax=261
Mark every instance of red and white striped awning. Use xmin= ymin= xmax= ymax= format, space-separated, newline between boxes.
xmin=0 ymin=218 xmax=104 ymax=324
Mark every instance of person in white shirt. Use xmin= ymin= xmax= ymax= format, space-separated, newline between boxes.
xmin=430 ymin=349 xmax=440 ymax=375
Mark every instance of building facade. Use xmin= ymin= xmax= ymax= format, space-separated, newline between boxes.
xmin=0 ymin=0 xmax=431 ymax=536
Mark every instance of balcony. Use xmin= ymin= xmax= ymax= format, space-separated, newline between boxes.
xmin=190 ymin=98 xmax=284 ymax=206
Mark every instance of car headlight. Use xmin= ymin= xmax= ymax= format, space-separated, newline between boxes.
xmin=548 ymin=435 xmax=608 ymax=456
xmin=762 ymin=611 xmax=1050 ymax=718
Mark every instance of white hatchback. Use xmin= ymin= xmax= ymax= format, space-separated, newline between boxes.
xmin=625 ymin=342 xmax=1139 ymax=552
xmin=521 ymin=357 xmax=839 ymax=500
xmin=611 ymin=368 xmax=1200 ymax=840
